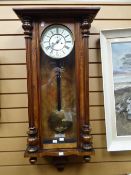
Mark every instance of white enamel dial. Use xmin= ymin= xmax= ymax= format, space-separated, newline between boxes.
xmin=41 ymin=24 xmax=74 ymax=59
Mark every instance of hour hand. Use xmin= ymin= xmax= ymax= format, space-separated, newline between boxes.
xmin=51 ymin=37 xmax=62 ymax=48
xmin=56 ymin=37 xmax=62 ymax=43
xmin=51 ymin=40 xmax=58 ymax=48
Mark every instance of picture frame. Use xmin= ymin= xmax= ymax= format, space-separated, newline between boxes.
xmin=100 ymin=28 xmax=131 ymax=151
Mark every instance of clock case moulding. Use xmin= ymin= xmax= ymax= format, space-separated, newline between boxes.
xmin=13 ymin=6 xmax=100 ymax=170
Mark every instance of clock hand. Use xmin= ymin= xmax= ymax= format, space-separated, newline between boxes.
xmin=56 ymin=37 xmax=62 ymax=44
xmin=51 ymin=37 xmax=62 ymax=48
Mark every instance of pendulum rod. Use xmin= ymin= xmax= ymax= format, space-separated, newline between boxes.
xmin=56 ymin=60 xmax=62 ymax=111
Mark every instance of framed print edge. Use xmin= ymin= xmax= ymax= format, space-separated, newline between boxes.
xmin=100 ymin=28 xmax=131 ymax=151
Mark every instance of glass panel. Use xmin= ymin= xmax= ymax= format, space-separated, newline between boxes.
xmin=40 ymin=47 xmax=77 ymax=148
xmin=112 ymin=41 xmax=131 ymax=136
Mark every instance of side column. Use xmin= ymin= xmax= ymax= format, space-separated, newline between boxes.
xmin=22 ymin=19 xmax=38 ymax=163
xmin=80 ymin=18 xmax=93 ymax=161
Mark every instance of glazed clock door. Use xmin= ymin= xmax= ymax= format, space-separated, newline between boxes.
xmin=40 ymin=22 xmax=77 ymax=149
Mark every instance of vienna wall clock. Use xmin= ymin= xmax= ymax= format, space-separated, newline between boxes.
xmin=13 ymin=6 xmax=100 ymax=170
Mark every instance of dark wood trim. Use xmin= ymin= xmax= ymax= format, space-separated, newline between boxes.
xmin=13 ymin=7 xmax=100 ymax=22
xmin=25 ymin=148 xmax=95 ymax=157
xmin=22 ymin=19 xmax=33 ymax=128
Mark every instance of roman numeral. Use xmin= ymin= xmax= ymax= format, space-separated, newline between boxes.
xmin=65 ymin=45 xmax=70 ymax=49
xmin=50 ymin=49 xmax=53 ymax=54
xmin=56 ymin=28 xmax=59 ymax=34
xmin=46 ymin=35 xmax=50 ymax=38
xmin=61 ymin=29 xmax=64 ymax=34
xmin=50 ymin=30 xmax=54 ymax=35
xmin=62 ymin=50 xmax=65 ymax=54
xmin=45 ymin=46 xmax=50 ymax=50
xmin=65 ymin=35 xmax=69 ymax=38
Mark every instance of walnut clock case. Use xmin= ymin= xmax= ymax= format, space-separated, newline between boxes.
xmin=13 ymin=6 xmax=100 ymax=169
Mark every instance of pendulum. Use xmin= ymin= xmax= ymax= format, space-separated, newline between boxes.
xmin=48 ymin=60 xmax=73 ymax=133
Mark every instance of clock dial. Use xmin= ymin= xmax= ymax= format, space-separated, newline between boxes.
xmin=41 ymin=24 xmax=74 ymax=59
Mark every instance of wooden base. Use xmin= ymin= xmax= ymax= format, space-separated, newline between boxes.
xmin=25 ymin=148 xmax=94 ymax=170
xmin=52 ymin=157 xmax=68 ymax=171
xmin=25 ymin=148 xmax=95 ymax=157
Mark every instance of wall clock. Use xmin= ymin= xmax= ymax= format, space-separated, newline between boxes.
xmin=13 ymin=6 xmax=100 ymax=170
